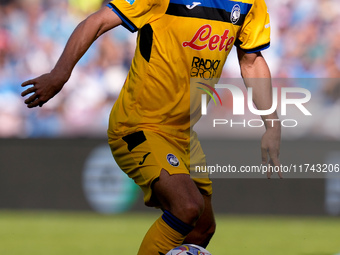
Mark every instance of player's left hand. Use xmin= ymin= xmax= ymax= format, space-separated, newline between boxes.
xmin=21 ymin=72 xmax=66 ymax=108
xmin=261 ymin=127 xmax=282 ymax=179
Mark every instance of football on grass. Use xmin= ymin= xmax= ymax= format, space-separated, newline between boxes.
xmin=166 ymin=244 xmax=212 ymax=255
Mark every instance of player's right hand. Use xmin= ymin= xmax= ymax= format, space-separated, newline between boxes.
xmin=21 ymin=72 xmax=66 ymax=108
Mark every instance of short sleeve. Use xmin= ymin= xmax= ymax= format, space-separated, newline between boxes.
xmin=107 ymin=0 xmax=169 ymax=32
xmin=235 ymin=0 xmax=270 ymax=53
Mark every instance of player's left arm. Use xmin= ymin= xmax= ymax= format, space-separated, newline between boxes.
xmin=237 ymin=49 xmax=282 ymax=179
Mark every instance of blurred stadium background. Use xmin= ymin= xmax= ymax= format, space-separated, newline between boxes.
xmin=0 ymin=0 xmax=340 ymax=254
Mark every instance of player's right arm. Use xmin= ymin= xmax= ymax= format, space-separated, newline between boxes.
xmin=21 ymin=6 xmax=122 ymax=108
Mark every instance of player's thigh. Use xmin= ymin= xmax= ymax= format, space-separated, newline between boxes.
xmin=152 ymin=169 xmax=205 ymax=224
xmin=109 ymin=130 xmax=192 ymax=207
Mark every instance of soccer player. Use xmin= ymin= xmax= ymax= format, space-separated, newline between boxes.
xmin=21 ymin=0 xmax=282 ymax=254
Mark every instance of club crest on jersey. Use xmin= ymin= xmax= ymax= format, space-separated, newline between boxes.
xmin=166 ymin=154 xmax=180 ymax=167
xmin=231 ymin=4 xmax=241 ymax=24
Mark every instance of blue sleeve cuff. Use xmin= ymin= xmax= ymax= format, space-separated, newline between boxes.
xmin=235 ymin=39 xmax=270 ymax=53
xmin=106 ymin=3 xmax=138 ymax=33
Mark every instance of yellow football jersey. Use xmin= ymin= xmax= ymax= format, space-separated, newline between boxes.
xmin=107 ymin=0 xmax=270 ymax=140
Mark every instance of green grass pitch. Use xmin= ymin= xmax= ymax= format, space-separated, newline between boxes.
xmin=0 ymin=211 xmax=339 ymax=255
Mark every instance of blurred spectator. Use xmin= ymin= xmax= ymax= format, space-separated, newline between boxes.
xmin=0 ymin=0 xmax=133 ymax=137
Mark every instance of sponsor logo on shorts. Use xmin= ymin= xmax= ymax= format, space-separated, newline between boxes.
xmin=167 ymin=153 xmax=180 ymax=167
xmin=139 ymin=152 xmax=151 ymax=165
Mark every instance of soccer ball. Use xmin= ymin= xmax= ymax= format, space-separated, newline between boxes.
xmin=165 ymin=244 xmax=212 ymax=255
